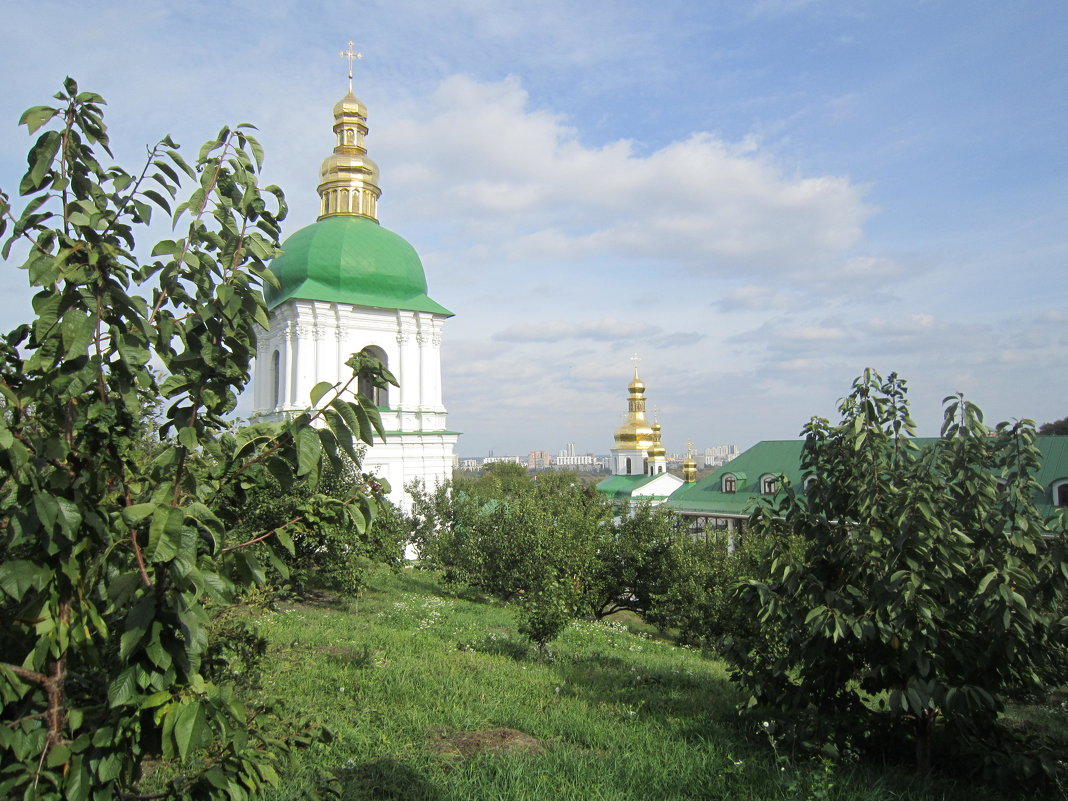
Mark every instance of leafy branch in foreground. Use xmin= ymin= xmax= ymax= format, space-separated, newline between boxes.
xmin=0 ymin=78 xmax=392 ymax=800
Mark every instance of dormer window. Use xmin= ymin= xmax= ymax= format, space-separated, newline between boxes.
xmin=722 ymin=474 xmax=737 ymax=493
xmin=761 ymin=474 xmax=778 ymax=494
xmin=1053 ymin=479 xmax=1068 ymax=507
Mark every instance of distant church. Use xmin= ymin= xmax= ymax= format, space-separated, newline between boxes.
xmin=595 ymin=368 xmax=688 ymax=506
xmin=252 ymin=62 xmax=458 ymax=510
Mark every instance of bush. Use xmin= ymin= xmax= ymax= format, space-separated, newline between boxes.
xmin=233 ymin=458 xmax=406 ymax=597
xmin=724 ymin=370 xmax=1068 ymax=780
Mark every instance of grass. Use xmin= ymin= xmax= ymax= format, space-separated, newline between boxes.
xmin=241 ymin=569 xmax=1060 ymax=800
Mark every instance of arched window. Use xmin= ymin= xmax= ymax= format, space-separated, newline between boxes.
xmin=271 ymin=350 xmax=281 ymax=407
xmin=625 ymin=457 xmax=632 ymax=475
xmin=1053 ymin=479 xmax=1068 ymax=507
xmin=761 ymin=474 xmax=778 ymax=494
xmin=643 ymin=458 xmax=649 ymax=475
xmin=722 ymin=474 xmax=737 ymax=493
xmin=356 ymin=345 xmax=389 ymax=408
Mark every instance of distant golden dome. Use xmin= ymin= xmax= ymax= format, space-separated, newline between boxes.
xmin=648 ymin=421 xmax=667 ymax=459
xmin=613 ymin=368 xmax=655 ymax=450
xmin=683 ymin=452 xmax=698 ymax=482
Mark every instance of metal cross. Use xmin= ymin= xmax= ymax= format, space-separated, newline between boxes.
xmin=630 ymin=352 xmax=641 ymax=374
xmin=340 ymin=41 xmax=362 ymax=93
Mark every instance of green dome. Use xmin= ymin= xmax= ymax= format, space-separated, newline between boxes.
xmin=266 ymin=215 xmax=452 ymax=316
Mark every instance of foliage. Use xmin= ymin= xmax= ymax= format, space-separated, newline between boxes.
xmin=644 ymin=525 xmax=786 ymax=649
xmin=231 ymin=456 xmax=405 ymax=596
xmin=1038 ymin=416 xmax=1068 ymax=436
xmin=725 ymin=369 xmax=1068 ymax=781
xmin=410 ymin=470 xmax=610 ymax=648
xmin=0 ymin=80 xmax=394 ymax=799
xmin=582 ymin=502 xmax=681 ymax=620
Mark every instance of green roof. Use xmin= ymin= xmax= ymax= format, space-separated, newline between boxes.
xmin=666 ymin=440 xmax=805 ymax=517
xmin=596 ymin=473 xmax=674 ymax=501
xmin=266 ymin=215 xmax=453 ymax=316
xmin=665 ymin=436 xmax=1068 ymax=519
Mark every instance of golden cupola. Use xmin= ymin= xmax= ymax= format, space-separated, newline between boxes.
xmin=613 ymin=369 xmax=655 ymax=450
xmin=683 ymin=452 xmax=698 ymax=483
xmin=648 ymin=421 xmax=667 ymax=460
xmin=317 ymin=90 xmax=382 ymax=221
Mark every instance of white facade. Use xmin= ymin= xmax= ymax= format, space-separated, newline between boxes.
xmin=253 ymin=297 xmax=457 ymax=512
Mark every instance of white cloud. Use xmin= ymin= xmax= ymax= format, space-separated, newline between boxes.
xmin=377 ymin=75 xmax=871 ymax=279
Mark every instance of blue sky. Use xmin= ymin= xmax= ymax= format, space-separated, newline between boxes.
xmin=1 ymin=0 xmax=1065 ymax=457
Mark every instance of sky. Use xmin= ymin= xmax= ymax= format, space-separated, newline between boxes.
xmin=0 ymin=0 xmax=1065 ymax=458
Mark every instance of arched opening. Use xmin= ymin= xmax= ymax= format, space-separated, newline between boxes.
xmin=761 ymin=474 xmax=778 ymax=494
xmin=625 ymin=457 xmax=632 ymax=475
xmin=722 ymin=474 xmax=737 ymax=493
xmin=271 ymin=349 xmax=280 ymax=408
xmin=356 ymin=345 xmax=389 ymax=408
xmin=1054 ymin=479 xmax=1068 ymax=507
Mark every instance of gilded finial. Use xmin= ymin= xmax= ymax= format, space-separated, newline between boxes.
xmin=318 ymin=42 xmax=381 ymax=222
xmin=340 ymin=41 xmax=362 ymax=94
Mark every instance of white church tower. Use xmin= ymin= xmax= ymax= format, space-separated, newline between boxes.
xmin=253 ymin=60 xmax=458 ymax=511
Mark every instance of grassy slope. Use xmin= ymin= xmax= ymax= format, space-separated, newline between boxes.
xmin=254 ymin=570 xmax=1027 ymax=801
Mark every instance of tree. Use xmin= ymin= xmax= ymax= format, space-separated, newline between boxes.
xmin=411 ymin=470 xmax=611 ymax=650
xmin=0 ymin=80 xmax=392 ymax=799
xmin=1038 ymin=416 xmax=1068 ymax=436
xmin=726 ymin=370 xmax=1068 ymax=778
xmin=583 ymin=501 xmax=681 ymax=620
xmin=231 ymin=456 xmax=406 ymax=597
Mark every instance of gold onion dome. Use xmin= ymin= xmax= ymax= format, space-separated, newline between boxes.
xmin=648 ymin=421 xmax=667 ymax=459
xmin=683 ymin=452 xmax=698 ymax=482
xmin=613 ymin=368 xmax=655 ymax=450
xmin=317 ymin=90 xmax=381 ymax=221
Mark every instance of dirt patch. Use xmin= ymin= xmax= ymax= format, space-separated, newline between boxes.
xmin=431 ymin=727 xmax=542 ymax=760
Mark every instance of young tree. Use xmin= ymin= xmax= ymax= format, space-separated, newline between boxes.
xmin=727 ymin=370 xmax=1068 ymax=776
xmin=0 ymin=81 xmax=392 ymax=799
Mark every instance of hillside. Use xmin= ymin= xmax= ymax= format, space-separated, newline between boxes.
xmin=224 ymin=570 xmax=1046 ymax=801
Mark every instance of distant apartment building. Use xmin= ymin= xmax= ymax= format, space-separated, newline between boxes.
xmin=552 ymin=453 xmax=609 ymax=473
xmin=703 ymin=444 xmax=739 ymax=469
xmin=482 ymin=455 xmax=524 ymax=466
xmin=458 ymin=458 xmax=480 ymax=471
xmin=527 ymin=450 xmax=552 ymax=469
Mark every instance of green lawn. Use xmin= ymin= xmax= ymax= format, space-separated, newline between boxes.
xmin=246 ymin=569 xmax=1051 ymax=800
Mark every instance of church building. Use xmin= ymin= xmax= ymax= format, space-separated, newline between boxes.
xmin=252 ymin=69 xmax=458 ymax=511
xmin=595 ymin=368 xmax=683 ymax=506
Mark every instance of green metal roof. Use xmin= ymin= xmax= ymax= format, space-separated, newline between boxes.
xmin=666 ymin=440 xmax=805 ymax=517
xmin=266 ymin=215 xmax=453 ymax=316
xmin=665 ymin=436 xmax=1068 ymax=520
xmin=596 ymin=473 xmax=665 ymax=501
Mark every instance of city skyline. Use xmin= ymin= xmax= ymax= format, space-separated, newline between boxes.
xmin=0 ymin=2 xmax=1065 ymax=456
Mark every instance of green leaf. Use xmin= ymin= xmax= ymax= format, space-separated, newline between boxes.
xmin=173 ymin=699 xmax=206 ymax=760
xmin=108 ymin=667 xmax=138 ymax=707
xmin=295 ymin=426 xmax=320 ymax=478
xmin=310 ymin=380 xmax=334 ymax=406
xmin=121 ymin=503 xmax=156 ymax=526
xmin=0 ymin=560 xmax=48 ymax=600
xmin=178 ymin=426 xmax=198 ymax=449
xmin=54 ymin=497 xmax=83 ymax=537
xmin=147 ymin=506 xmax=183 ymax=562
xmin=22 ymin=130 xmax=62 ymax=194
xmin=19 ymin=105 xmax=57 ymax=134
